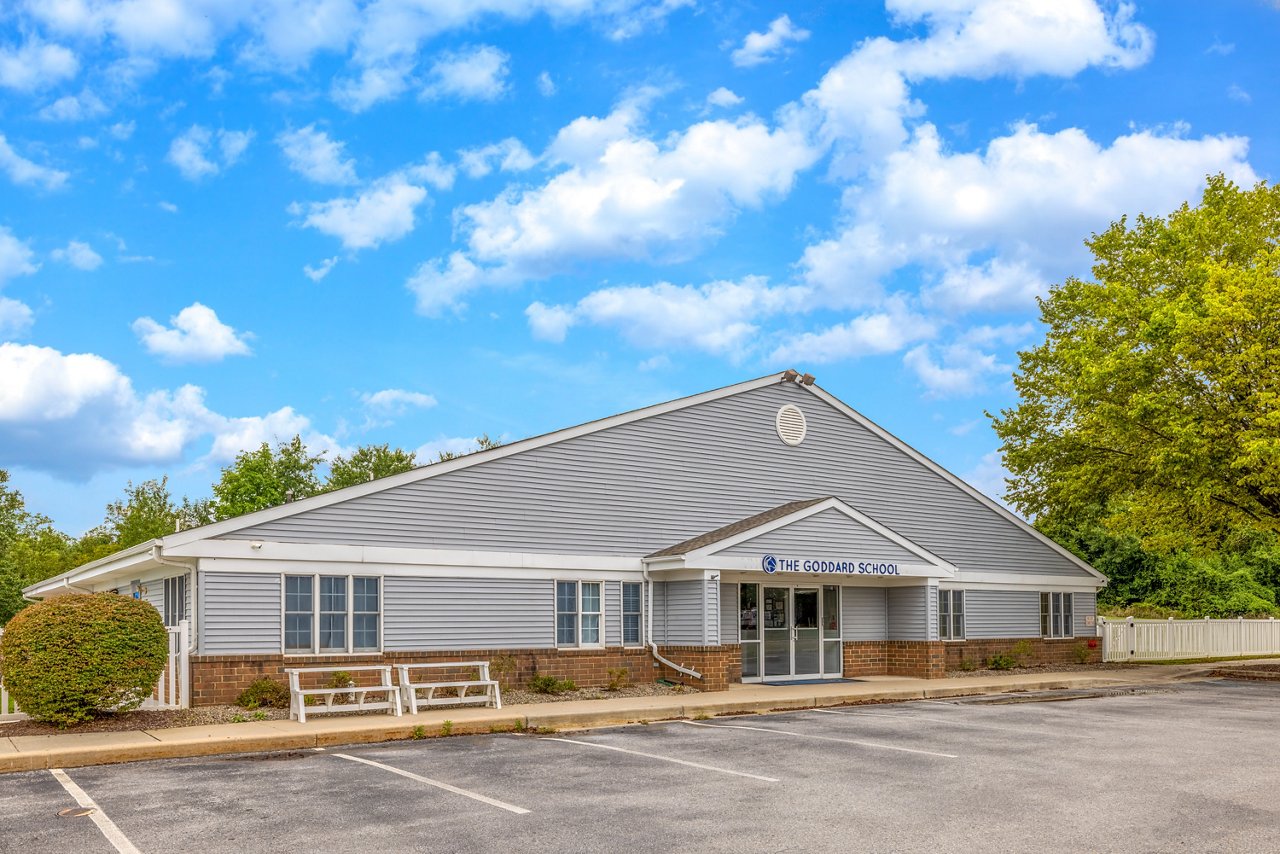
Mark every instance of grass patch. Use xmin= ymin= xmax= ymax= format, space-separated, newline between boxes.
xmin=1127 ymin=653 xmax=1280 ymax=666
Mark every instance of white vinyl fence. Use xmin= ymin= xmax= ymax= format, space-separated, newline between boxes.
xmin=0 ymin=620 xmax=189 ymax=721
xmin=1100 ymin=616 xmax=1280 ymax=662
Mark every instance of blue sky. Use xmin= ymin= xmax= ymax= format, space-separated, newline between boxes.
xmin=0 ymin=0 xmax=1275 ymax=535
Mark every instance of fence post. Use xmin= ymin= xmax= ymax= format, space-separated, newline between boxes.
xmin=1127 ymin=616 xmax=1136 ymax=659
xmin=178 ymin=619 xmax=191 ymax=709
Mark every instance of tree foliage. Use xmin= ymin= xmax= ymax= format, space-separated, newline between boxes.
xmin=435 ymin=433 xmax=504 ymax=462
xmin=211 ymin=435 xmax=325 ymax=519
xmin=0 ymin=593 xmax=169 ymax=727
xmin=992 ymin=176 xmax=1280 ymax=552
xmin=326 ymin=444 xmax=418 ymax=490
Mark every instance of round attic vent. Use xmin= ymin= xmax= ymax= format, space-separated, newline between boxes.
xmin=776 ymin=403 xmax=807 ymax=446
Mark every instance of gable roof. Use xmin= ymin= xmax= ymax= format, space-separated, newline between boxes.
xmin=644 ymin=496 xmax=957 ymax=576
xmin=31 ymin=369 xmax=1107 ymax=590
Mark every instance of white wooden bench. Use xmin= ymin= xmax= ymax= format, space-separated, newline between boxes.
xmin=396 ymin=662 xmax=503 ymax=714
xmin=285 ymin=665 xmax=402 ymax=724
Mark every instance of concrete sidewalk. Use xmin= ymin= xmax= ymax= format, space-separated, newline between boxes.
xmin=0 ymin=662 xmax=1260 ymax=774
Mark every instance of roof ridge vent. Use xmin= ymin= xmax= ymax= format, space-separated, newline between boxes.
xmin=775 ymin=403 xmax=807 ymax=446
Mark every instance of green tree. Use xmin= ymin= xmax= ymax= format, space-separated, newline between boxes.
xmin=992 ymin=176 xmax=1280 ymax=552
xmin=211 ymin=435 xmax=325 ymax=519
xmin=325 ymin=444 xmax=418 ymax=490
xmin=435 ymin=433 xmax=505 ymax=463
xmin=0 ymin=471 xmax=71 ymax=624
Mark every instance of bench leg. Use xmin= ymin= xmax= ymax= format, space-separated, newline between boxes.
xmin=295 ymin=693 xmax=307 ymax=724
xmin=493 ymin=684 xmax=502 ymax=710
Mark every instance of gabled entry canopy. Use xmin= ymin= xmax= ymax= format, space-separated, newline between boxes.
xmin=644 ymin=496 xmax=957 ymax=578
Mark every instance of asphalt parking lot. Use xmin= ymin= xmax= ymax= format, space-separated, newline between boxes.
xmin=3 ymin=679 xmax=1279 ymax=854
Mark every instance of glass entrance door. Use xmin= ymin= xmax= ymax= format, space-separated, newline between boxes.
xmin=793 ymin=588 xmax=821 ymax=677
xmin=762 ymin=586 xmax=791 ymax=678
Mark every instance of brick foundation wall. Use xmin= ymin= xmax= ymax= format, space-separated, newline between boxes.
xmin=190 ymin=644 xmax=742 ymax=706
xmin=944 ymin=636 xmax=1102 ymax=670
xmin=842 ymin=641 xmax=889 ymax=676
xmin=842 ymin=640 xmax=946 ymax=678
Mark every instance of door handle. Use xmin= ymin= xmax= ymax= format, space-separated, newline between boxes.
xmin=792 ymin=627 xmax=797 ymax=641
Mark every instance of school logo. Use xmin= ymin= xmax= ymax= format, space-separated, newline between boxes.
xmin=761 ymin=554 xmax=778 ymax=574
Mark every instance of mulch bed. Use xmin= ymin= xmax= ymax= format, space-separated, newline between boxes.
xmin=0 ymin=682 xmax=699 ymax=737
xmin=944 ymin=662 xmax=1142 ymax=679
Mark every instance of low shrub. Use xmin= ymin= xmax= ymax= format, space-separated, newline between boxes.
xmin=0 ymin=593 xmax=169 ymax=728
xmin=957 ymin=658 xmax=977 ymax=672
xmin=985 ymin=653 xmax=1018 ymax=670
xmin=1010 ymin=640 xmax=1034 ymax=666
xmin=528 ymin=674 xmax=577 ymax=694
xmin=237 ymin=678 xmax=291 ymax=710
xmin=1073 ymin=642 xmax=1091 ymax=664
xmin=605 ymin=667 xmax=629 ymax=691
xmin=327 ymin=671 xmax=355 ymax=704
xmin=489 ymin=655 xmax=517 ymax=689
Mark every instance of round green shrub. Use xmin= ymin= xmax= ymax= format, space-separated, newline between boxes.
xmin=0 ymin=593 xmax=169 ymax=727
xmin=236 ymin=678 xmax=291 ymax=709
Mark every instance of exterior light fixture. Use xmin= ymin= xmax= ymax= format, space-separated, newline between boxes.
xmin=800 ymin=373 xmax=816 ymax=386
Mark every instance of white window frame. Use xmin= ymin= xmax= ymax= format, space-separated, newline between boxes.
xmin=163 ymin=575 xmax=187 ymax=627
xmin=282 ymin=573 xmax=382 ymax=655
xmin=555 ymin=580 xmax=604 ymax=649
xmin=1041 ymin=591 xmax=1075 ymax=639
xmin=621 ymin=581 xmax=644 ymax=647
xmin=938 ymin=589 xmax=966 ymax=641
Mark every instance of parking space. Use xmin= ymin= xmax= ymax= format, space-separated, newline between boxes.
xmin=4 ymin=679 xmax=1280 ymax=853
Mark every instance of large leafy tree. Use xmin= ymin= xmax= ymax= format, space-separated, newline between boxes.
xmin=992 ymin=176 xmax=1280 ymax=552
xmin=0 ymin=471 xmax=71 ymax=624
xmin=326 ymin=444 xmax=418 ymax=491
xmin=211 ymin=436 xmax=325 ymax=519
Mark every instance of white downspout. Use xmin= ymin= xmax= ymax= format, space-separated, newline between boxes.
xmin=642 ymin=564 xmax=702 ymax=680
xmin=151 ymin=544 xmax=198 ymax=652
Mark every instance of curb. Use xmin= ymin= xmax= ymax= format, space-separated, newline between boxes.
xmin=0 ymin=672 xmax=1201 ymax=774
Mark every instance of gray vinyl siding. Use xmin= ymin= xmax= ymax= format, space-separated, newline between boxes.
xmin=887 ymin=585 xmax=933 ymax=641
xmin=382 ymin=577 xmax=553 ymax=651
xmin=652 ymin=581 xmax=667 ymax=644
xmin=605 ymin=581 xmax=622 ymax=647
xmin=963 ymin=590 xmax=1041 ymax=639
xmin=842 ymin=587 xmax=888 ymax=641
xmin=720 ymin=582 xmax=738 ymax=643
xmin=1074 ymin=592 xmax=1097 ymax=637
xmin=225 ymin=383 xmax=1095 ymax=580
xmin=142 ymin=581 xmax=164 ymax=614
xmin=721 ymin=509 xmax=920 ymax=562
xmin=199 ymin=572 xmax=281 ymax=654
xmin=659 ymin=580 xmax=705 ymax=644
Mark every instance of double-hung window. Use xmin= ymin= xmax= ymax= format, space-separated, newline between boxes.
xmin=1041 ymin=592 xmax=1075 ymax=638
xmin=163 ymin=575 xmax=187 ymax=627
xmin=284 ymin=574 xmax=380 ymax=653
xmin=622 ymin=582 xmax=643 ymax=646
xmin=938 ymin=589 xmax=965 ymax=640
xmin=556 ymin=581 xmax=602 ymax=647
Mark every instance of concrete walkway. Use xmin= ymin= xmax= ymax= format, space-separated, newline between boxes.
xmin=0 ymin=662 xmax=1263 ymax=774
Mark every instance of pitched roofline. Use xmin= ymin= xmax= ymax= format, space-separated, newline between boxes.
xmin=649 ymin=496 xmax=956 ymax=574
xmin=798 ymin=383 xmax=1108 ymax=584
xmin=22 ymin=538 xmax=158 ymax=598
xmin=159 ymin=371 xmax=793 ymax=549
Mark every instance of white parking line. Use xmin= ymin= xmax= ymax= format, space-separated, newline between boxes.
xmin=679 ymin=720 xmax=957 ymax=758
xmin=331 ymin=753 xmax=530 ymax=815
xmin=810 ymin=707 xmax=1095 ymax=739
xmin=545 ymin=737 xmax=779 ymax=782
xmin=49 ymin=768 xmax=142 ymax=854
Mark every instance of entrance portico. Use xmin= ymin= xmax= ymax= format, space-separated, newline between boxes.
xmin=645 ymin=496 xmax=956 ymax=683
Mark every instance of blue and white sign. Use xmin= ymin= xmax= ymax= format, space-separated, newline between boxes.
xmin=761 ymin=553 xmax=901 ymax=576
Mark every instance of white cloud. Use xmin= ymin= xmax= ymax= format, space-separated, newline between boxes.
xmin=38 ymin=90 xmax=108 ymax=122
xmin=304 ymin=256 xmax=339 ymax=281
xmin=0 ymin=133 xmax=69 ymax=190
xmin=0 ymin=297 xmax=34 ymax=338
xmin=458 ymin=138 xmax=536 ymax=178
xmin=422 ymin=44 xmax=510 ymax=102
xmin=770 ymin=299 xmax=936 ymax=364
xmin=1227 ymin=84 xmax=1251 ymax=104
xmin=405 ymin=151 xmax=455 ymax=191
xmin=903 ymin=342 xmax=1007 ymax=397
xmin=277 ymin=124 xmax=358 ymax=184
xmin=109 ymin=120 xmax=136 ymax=140
xmin=801 ymin=123 xmax=1256 ymax=313
xmin=706 ymin=87 xmax=744 ymax=109
xmin=0 ymin=227 xmax=39 ymax=283
xmin=362 ymin=388 xmax=437 ymax=412
xmin=0 ymin=38 xmax=78 ymax=91
xmin=798 ymin=0 xmax=1155 ymax=172
xmin=413 ymin=435 xmax=487 ymax=461
xmin=331 ymin=61 xmax=413 ymax=112
xmin=167 ymin=125 xmax=254 ymax=180
xmin=528 ymin=276 xmax=806 ymax=356
xmin=537 ymin=70 xmax=556 ymax=96
xmin=132 ymin=302 xmax=253 ymax=362
xmin=295 ymin=172 xmax=428 ymax=250
xmin=409 ymin=102 xmax=820 ymax=314
xmin=52 ymin=240 xmax=104 ymax=271
xmin=158 ymin=200 xmax=179 ymax=213
xmin=731 ymin=14 xmax=810 ymax=67
xmin=960 ymin=450 xmax=1013 ymax=507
